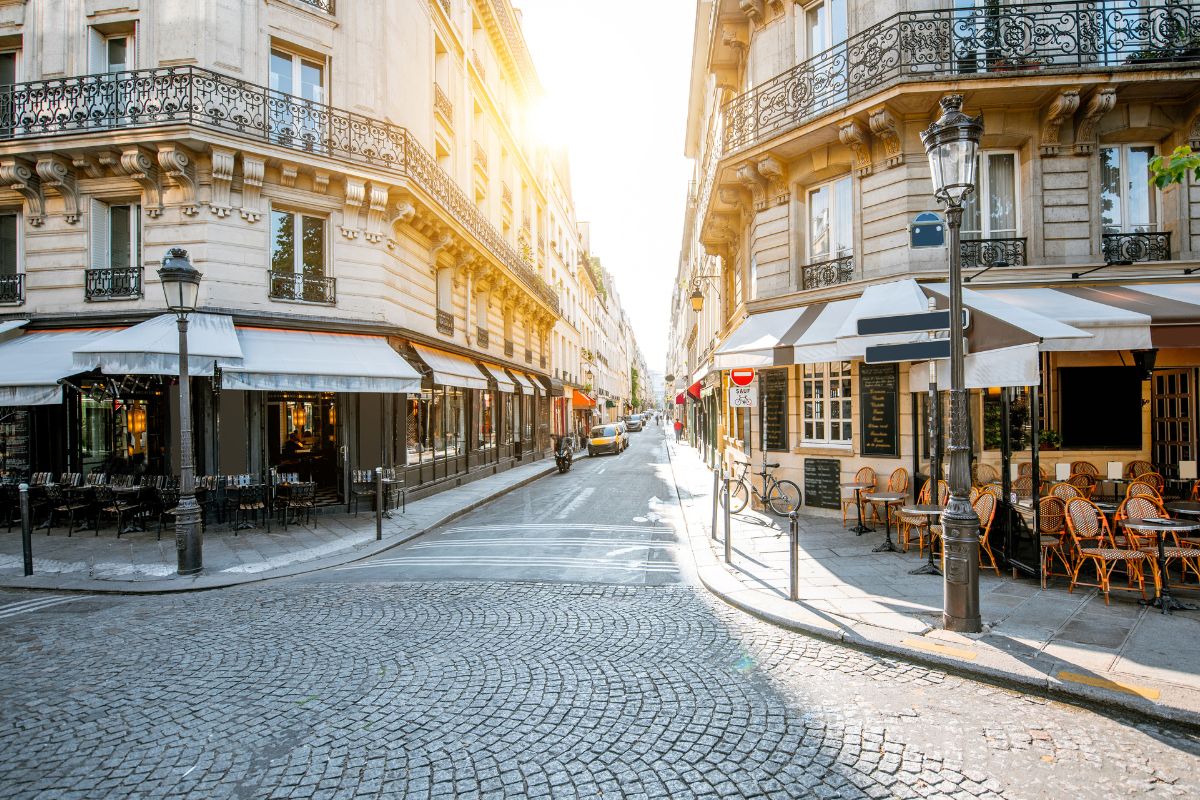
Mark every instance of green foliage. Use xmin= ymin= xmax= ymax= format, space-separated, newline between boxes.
xmin=1040 ymin=428 xmax=1062 ymax=448
xmin=1148 ymin=145 xmax=1200 ymax=189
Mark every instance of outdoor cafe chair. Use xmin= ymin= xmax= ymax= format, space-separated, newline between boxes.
xmin=153 ymin=486 xmax=180 ymax=540
xmin=350 ymin=470 xmax=378 ymax=516
xmin=1049 ymin=482 xmax=1083 ymax=502
xmin=1139 ymin=472 xmax=1166 ymax=493
xmin=897 ymin=478 xmax=933 ymax=553
xmin=937 ymin=480 xmax=950 ymax=506
xmin=1127 ymin=460 xmax=1155 ymax=479
xmin=1064 ymin=497 xmax=1156 ymax=604
xmin=1126 ymin=481 xmax=1162 ymax=502
xmin=281 ymin=482 xmax=317 ymax=529
xmin=1038 ymin=496 xmax=1072 ymax=589
xmin=47 ymin=481 xmax=92 ymax=536
xmin=841 ymin=466 xmax=876 ymax=527
xmin=1070 ymin=461 xmax=1100 ymax=478
xmin=914 ymin=481 xmax=952 ymax=557
xmin=232 ymin=482 xmax=268 ymax=533
xmin=1118 ymin=495 xmax=1199 ymax=583
xmin=929 ymin=491 xmax=998 ymax=573
xmin=1067 ymin=473 xmax=1095 ymax=498
xmin=974 ymin=463 xmax=1000 ymax=486
xmin=869 ymin=467 xmax=908 ymax=524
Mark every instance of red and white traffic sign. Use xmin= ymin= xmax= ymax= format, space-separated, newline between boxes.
xmin=729 ymin=368 xmax=755 ymax=387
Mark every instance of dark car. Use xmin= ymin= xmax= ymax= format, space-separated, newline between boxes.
xmin=625 ymin=414 xmax=643 ymax=432
xmin=588 ymin=424 xmax=625 ymax=456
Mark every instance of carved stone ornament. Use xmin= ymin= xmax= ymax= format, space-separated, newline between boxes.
xmin=71 ymin=153 xmax=106 ymax=180
xmin=756 ymin=155 xmax=788 ymax=206
xmin=364 ymin=183 xmax=390 ymax=244
xmin=339 ymin=178 xmax=366 ymax=239
xmin=209 ymin=148 xmax=235 ymax=218
xmin=838 ymin=119 xmax=873 ymax=176
xmin=240 ymin=155 xmax=264 ymax=222
xmin=430 ymin=233 xmax=453 ymax=261
xmin=279 ymin=163 xmax=298 ymax=188
xmin=312 ymin=170 xmax=331 ymax=195
xmin=739 ymin=0 xmax=764 ymax=22
xmin=35 ymin=155 xmax=80 ymax=223
xmin=0 ymin=157 xmax=44 ymax=226
xmin=1075 ymin=87 xmax=1117 ymax=155
xmin=121 ymin=147 xmax=163 ymax=217
xmin=156 ymin=144 xmax=199 ymax=215
xmin=734 ymin=162 xmax=769 ymax=210
xmin=1040 ymin=88 xmax=1081 ymax=157
xmin=868 ymin=106 xmax=903 ymax=168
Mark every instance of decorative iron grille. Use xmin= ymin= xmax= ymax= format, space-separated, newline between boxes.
xmin=296 ymin=0 xmax=335 ymax=12
xmin=268 ymin=272 xmax=336 ymax=304
xmin=85 ymin=267 xmax=141 ymax=300
xmin=960 ymin=237 xmax=1027 ymax=269
xmin=436 ymin=309 xmax=454 ymax=335
xmin=0 ymin=273 xmax=22 ymax=305
xmin=801 ymin=254 xmax=855 ymax=290
xmin=722 ymin=1 xmax=1200 ymax=154
xmin=1102 ymin=231 xmax=1172 ymax=263
xmin=434 ymin=84 xmax=453 ymax=121
xmin=540 ymin=355 xmax=547 ymax=369
xmin=476 ymin=327 xmax=488 ymax=348
xmin=0 ymin=66 xmax=559 ymax=315
xmin=504 ymin=339 xmax=514 ymax=358
xmin=525 ymin=347 xmax=532 ymax=364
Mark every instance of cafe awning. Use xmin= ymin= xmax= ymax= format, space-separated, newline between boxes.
xmin=716 ymin=299 xmax=859 ymax=368
xmin=222 ymin=328 xmax=422 ymax=393
xmin=538 ymin=375 xmax=565 ymax=396
xmin=509 ymin=371 xmax=537 ymax=393
xmin=0 ymin=319 xmax=27 ymax=343
xmin=687 ymin=381 xmax=702 ymax=400
xmin=675 ymin=392 xmax=685 ymax=405
xmin=410 ymin=344 xmax=488 ymax=391
xmin=572 ymin=389 xmax=595 ymax=408
xmin=478 ymin=362 xmax=516 ymax=392
xmin=0 ymin=328 xmax=116 ymax=405
xmin=72 ymin=313 xmax=243 ymax=375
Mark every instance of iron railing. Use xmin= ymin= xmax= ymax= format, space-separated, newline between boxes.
xmin=296 ymin=0 xmax=335 ymax=13
xmin=0 ymin=273 xmax=22 ymax=305
xmin=0 ymin=65 xmax=559 ymax=315
xmin=802 ymin=254 xmax=855 ymax=290
xmin=268 ymin=272 xmax=336 ymax=304
xmin=504 ymin=339 xmax=514 ymax=358
xmin=85 ymin=267 xmax=141 ymax=300
xmin=525 ymin=347 xmax=532 ymax=364
xmin=1102 ymin=231 xmax=1172 ymax=262
xmin=436 ymin=309 xmax=454 ymax=335
xmin=722 ymin=1 xmax=1200 ymax=153
xmin=961 ymin=237 xmax=1027 ymax=269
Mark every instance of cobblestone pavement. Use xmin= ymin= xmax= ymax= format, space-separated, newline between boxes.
xmin=1 ymin=430 xmax=1198 ymax=798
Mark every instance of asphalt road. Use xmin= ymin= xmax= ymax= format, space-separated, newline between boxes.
xmin=0 ymin=426 xmax=1198 ymax=799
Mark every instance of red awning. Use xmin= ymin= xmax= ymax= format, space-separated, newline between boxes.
xmin=675 ymin=392 xmax=685 ymax=405
xmin=687 ymin=381 xmax=702 ymax=400
xmin=572 ymin=389 xmax=595 ymax=408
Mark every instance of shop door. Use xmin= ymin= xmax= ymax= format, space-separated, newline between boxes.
xmin=267 ymin=393 xmax=340 ymax=501
xmin=1152 ymin=369 xmax=1196 ymax=472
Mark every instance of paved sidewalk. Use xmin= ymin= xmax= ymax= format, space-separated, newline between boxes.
xmin=665 ymin=437 xmax=1200 ymax=727
xmin=0 ymin=455 xmax=574 ymax=593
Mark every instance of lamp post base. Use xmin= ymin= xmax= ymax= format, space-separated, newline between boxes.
xmin=175 ymin=497 xmax=203 ymax=576
xmin=941 ymin=506 xmax=981 ymax=633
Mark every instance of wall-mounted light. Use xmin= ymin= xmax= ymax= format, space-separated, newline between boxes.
xmin=291 ymin=403 xmax=307 ymax=429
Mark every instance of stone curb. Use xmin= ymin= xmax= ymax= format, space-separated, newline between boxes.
xmin=0 ymin=459 xmax=568 ymax=595
xmin=662 ymin=440 xmax=1200 ymax=730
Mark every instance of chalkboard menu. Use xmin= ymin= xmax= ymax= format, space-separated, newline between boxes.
xmin=761 ymin=369 xmax=788 ymax=451
xmin=804 ymin=458 xmax=841 ymax=509
xmin=860 ymin=362 xmax=899 ymax=458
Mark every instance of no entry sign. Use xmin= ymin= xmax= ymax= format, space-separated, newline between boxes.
xmin=730 ymin=368 xmax=755 ymax=387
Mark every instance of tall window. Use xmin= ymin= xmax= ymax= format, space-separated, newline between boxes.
xmin=270 ymin=209 xmax=329 ymax=302
xmin=962 ymin=151 xmax=1018 ymax=239
xmin=798 ymin=0 xmax=847 ymax=106
xmin=269 ymin=47 xmax=325 ymax=149
xmin=89 ymin=30 xmax=132 ymax=73
xmin=90 ymin=200 xmax=140 ymax=271
xmin=802 ymin=361 xmax=852 ymax=445
xmin=0 ymin=212 xmax=17 ymax=304
xmin=1101 ymin=145 xmax=1158 ymax=233
xmin=808 ymin=176 xmax=853 ymax=263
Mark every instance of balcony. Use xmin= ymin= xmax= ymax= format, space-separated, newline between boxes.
xmin=1102 ymin=231 xmax=1172 ymax=263
xmin=436 ymin=309 xmax=454 ymax=336
xmin=476 ymin=327 xmax=489 ymax=348
xmin=722 ymin=1 xmax=1200 ymax=154
xmin=0 ymin=273 xmax=22 ymax=305
xmin=268 ymin=272 xmax=336 ymax=304
xmin=801 ymin=254 xmax=855 ymax=290
xmin=85 ymin=267 xmax=141 ymax=301
xmin=434 ymin=84 xmax=453 ymax=123
xmin=960 ymin=237 xmax=1028 ymax=269
xmin=0 ymin=65 xmax=559 ymax=315
xmin=296 ymin=0 xmax=335 ymax=12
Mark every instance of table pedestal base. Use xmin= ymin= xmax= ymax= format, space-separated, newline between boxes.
xmin=873 ymin=537 xmax=901 ymax=553
xmin=909 ymin=558 xmax=941 ymax=576
xmin=1141 ymin=593 xmax=1198 ymax=614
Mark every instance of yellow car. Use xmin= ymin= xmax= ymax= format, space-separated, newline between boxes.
xmin=588 ymin=424 xmax=626 ymax=456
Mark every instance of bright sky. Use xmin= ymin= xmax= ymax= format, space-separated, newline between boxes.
xmin=514 ymin=1 xmax=695 ymax=374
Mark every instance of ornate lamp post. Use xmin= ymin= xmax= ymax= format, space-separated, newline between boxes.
xmin=158 ymin=248 xmax=204 ymax=575
xmin=920 ymin=95 xmax=983 ymax=633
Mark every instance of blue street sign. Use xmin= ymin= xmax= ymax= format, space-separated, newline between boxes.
xmin=865 ymin=339 xmax=954 ymax=364
xmin=857 ymin=309 xmax=970 ymax=336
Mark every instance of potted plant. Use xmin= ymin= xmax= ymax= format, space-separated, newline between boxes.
xmin=1039 ymin=429 xmax=1062 ymax=450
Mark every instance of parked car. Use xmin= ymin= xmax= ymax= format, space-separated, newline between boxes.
xmin=626 ymin=414 xmax=643 ymax=432
xmin=588 ymin=424 xmax=626 ymax=456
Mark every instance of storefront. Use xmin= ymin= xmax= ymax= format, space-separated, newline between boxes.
xmin=571 ymin=389 xmax=595 ymax=439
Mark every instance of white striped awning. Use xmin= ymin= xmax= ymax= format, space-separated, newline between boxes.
xmin=72 ymin=313 xmax=243 ymax=375
xmin=223 ymin=328 xmax=422 ymax=393
xmin=479 ymin=362 xmax=516 ymax=392
xmin=714 ymin=299 xmax=858 ymax=368
xmin=0 ymin=328 xmax=116 ymax=405
xmin=509 ymin=371 xmax=537 ymax=393
xmin=410 ymin=344 xmax=489 ymax=391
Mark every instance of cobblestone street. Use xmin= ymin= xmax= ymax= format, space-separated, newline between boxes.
xmin=1 ymin=433 xmax=1198 ymax=798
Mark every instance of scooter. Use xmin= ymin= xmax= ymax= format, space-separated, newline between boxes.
xmin=554 ymin=435 xmax=574 ymax=474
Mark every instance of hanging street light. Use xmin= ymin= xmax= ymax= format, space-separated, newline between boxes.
xmin=921 ymin=94 xmax=984 ymax=633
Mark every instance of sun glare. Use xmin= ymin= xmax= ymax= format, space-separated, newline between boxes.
xmin=529 ymin=94 xmax=570 ymax=148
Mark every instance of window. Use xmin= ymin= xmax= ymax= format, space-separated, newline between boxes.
xmin=802 ymin=361 xmax=852 ymax=445
xmin=270 ymin=209 xmax=331 ymax=302
xmin=89 ymin=30 xmax=132 ymax=74
xmin=0 ymin=211 xmax=18 ymax=304
xmin=269 ymin=47 xmax=326 ymax=150
xmin=808 ymin=176 xmax=853 ymax=263
xmin=1101 ymin=145 xmax=1158 ymax=233
xmin=962 ymin=151 xmax=1018 ymax=239
xmin=1059 ymin=367 xmax=1142 ymax=449
xmin=796 ymin=0 xmax=847 ymax=106
xmin=802 ymin=0 xmax=847 ymax=57
xmin=90 ymin=200 xmax=140 ymax=271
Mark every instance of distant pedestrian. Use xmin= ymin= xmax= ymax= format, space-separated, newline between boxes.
xmin=674 ymin=419 xmax=683 ymax=442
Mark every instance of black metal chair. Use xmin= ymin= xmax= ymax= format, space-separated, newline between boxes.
xmin=350 ymin=470 xmax=377 ymax=516
xmin=93 ymin=485 xmax=143 ymax=537
xmin=49 ymin=483 xmax=93 ymax=537
xmin=233 ymin=483 xmax=268 ymax=532
xmin=282 ymin=482 xmax=316 ymax=529
xmin=155 ymin=486 xmax=180 ymax=540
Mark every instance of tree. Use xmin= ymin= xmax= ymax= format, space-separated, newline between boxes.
xmin=1148 ymin=145 xmax=1200 ymax=189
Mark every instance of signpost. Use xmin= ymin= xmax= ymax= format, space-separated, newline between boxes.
xmin=859 ymin=305 xmax=969 ymax=366
xmin=729 ymin=368 xmax=755 ymax=387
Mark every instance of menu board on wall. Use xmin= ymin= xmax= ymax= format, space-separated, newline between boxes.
xmin=762 ymin=369 xmax=788 ymax=451
xmin=860 ymin=362 xmax=899 ymax=458
xmin=804 ymin=458 xmax=841 ymax=509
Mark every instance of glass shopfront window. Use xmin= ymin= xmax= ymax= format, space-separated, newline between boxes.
xmin=78 ymin=384 xmax=168 ymax=477
xmin=408 ymin=386 xmax=467 ymax=464
xmin=268 ymin=392 xmax=339 ymax=487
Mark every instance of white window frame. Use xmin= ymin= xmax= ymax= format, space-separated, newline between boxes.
xmin=89 ymin=28 xmax=134 ymax=74
xmin=801 ymin=360 xmax=853 ymax=446
xmin=89 ymin=199 xmax=141 ymax=271
xmin=269 ymin=208 xmax=328 ymax=276
xmin=798 ymin=0 xmax=848 ymax=59
xmin=806 ymin=175 xmax=854 ymax=265
xmin=963 ymin=149 xmax=1020 ymax=239
xmin=1100 ymin=143 xmax=1161 ymax=233
xmin=268 ymin=46 xmax=326 ymax=103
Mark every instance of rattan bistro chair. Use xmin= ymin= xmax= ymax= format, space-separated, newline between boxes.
xmin=1126 ymin=480 xmax=1162 ymax=502
xmin=974 ymin=463 xmax=1000 ymax=486
xmin=1049 ymin=482 xmax=1083 ymax=502
xmin=1070 ymin=461 xmax=1100 ymax=478
xmin=1126 ymin=460 xmax=1155 ymax=480
xmin=1067 ymin=473 xmax=1096 ymax=499
xmin=1118 ymin=495 xmax=1199 ymax=583
xmin=1064 ymin=497 xmax=1156 ymax=605
xmin=1038 ymin=496 xmax=1072 ymax=588
xmin=841 ymin=466 xmax=876 ymax=527
xmin=869 ymin=467 xmax=909 ymax=524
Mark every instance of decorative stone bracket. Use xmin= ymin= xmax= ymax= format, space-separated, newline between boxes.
xmin=1040 ymin=88 xmax=1081 ymax=156
xmin=120 ymin=147 xmax=164 ymax=217
xmin=209 ymin=147 xmax=235 ymax=218
xmin=34 ymin=155 xmax=80 ymax=224
xmin=339 ymin=178 xmax=366 ymax=238
xmin=756 ymin=155 xmax=788 ymax=206
xmin=868 ymin=107 xmax=903 ymax=169
xmin=364 ymin=183 xmax=390 ymax=243
xmin=240 ymin=155 xmax=265 ymax=222
xmin=0 ymin=157 xmax=44 ymax=226
xmin=1075 ymin=87 xmax=1117 ymax=155
xmin=838 ymin=120 xmax=873 ymax=176
xmin=157 ymin=144 xmax=199 ymax=215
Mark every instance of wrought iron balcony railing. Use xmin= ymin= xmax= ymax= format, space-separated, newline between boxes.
xmin=802 ymin=254 xmax=855 ymax=290
xmin=296 ymin=0 xmax=335 ymax=12
xmin=0 ymin=65 xmax=560 ymax=315
xmin=85 ymin=267 xmax=142 ymax=300
xmin=0 ymin=273 xmax=22 ymax=305
xmin=722 ymin=1 xmax=1200 ymax=154
xmin=504 ymin=339 xmax=514 ymax=358
xmin=436 ymin=309 xmax=454 ymax=335
xmin=960 ymin=237 xmax=1028 ymax=269
xmin=525 ymin=347 xmax=532 ymax=364
xmin=476 ymin=327 xmax=489 ymax=348
xmin=1102 ymin=230 xmax=1172 ymax=263
xmin=268 ymin=272 xmax=336 ymax=304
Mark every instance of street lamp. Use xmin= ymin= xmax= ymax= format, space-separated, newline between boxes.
xmin=688 ymin=274 xmax=721 ymax=313
xmin=158 ymin=247 xmax=204 ymax=576
xmin=921 ymin=94 xmax=983 ymax=633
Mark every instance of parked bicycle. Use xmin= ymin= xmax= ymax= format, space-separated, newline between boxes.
xmin=719 ymin=459 xmax=801 ymax=516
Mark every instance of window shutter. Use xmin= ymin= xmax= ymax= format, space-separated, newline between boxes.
xmin=90 ymin=198 xmax=109 ymax=270
xmin=87 ymin=29 xmax=106 ymax=74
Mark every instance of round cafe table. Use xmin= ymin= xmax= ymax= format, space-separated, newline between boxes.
xmin=842 ymin=482 xmax=875 ymax=535
xmin=1120 ymin=517 xmax=1200 ymax=614
xmin=1166 ymin=501 xmax=1200 ymax=520
xmin=900 ymin=504 xmax=944 ymax=576
xmin=864 ymin=492 xmax=905 ymax=553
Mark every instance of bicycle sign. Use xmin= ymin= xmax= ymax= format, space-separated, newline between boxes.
xmin=728 ymin=384 xmax=756 ymax=407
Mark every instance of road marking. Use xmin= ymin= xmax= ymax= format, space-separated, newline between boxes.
xmin=0 ymin=595 xmax=82 ymax=620
xmin=901 ymin=637 xmax=978 ymax=661
xmin=1055 ymin=671 xmax=1161 ymax=701
xmin=554 ymin=488 xmax=595 ymax=519
xmin=411 ymin=539 xmax=674 ymax=549
xmin=336 ymin=556 xmax=678 ymax=573
xmin=604 ymin=546 xmax=649 ymax=557
xmin=441 ymin=523 xmax=668 ymax=535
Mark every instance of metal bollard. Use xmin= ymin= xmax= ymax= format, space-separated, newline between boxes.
xmin=723 ymin=476 xmax=732 ymax=564
xmin=374 ymin=467 xmax=383 ymax=542
xmin=19 ymin=483 xmax=32 ymax=576
xmin=711 ymin=467 xmax=720 ymax=541
xmin=789 ymin=511 xmax=799 ymax=602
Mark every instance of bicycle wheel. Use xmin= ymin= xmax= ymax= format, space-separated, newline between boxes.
xmin=767 ymin=479 xmax=802 ymax=515
xmin=719 ymin=480 xmax=749 ymax=514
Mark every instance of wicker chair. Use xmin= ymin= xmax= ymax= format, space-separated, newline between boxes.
xmin=1012 ymin=475 xmax=1035 ymax=500
xmin=974 ymin=463 xmax=1000 ymax=486
xmin=1038 ymin=496 xmax=1071 ymax=588
xmin=1067 ymin=473 xmax=1095 ymax=499
xmin=897 ymin=479 xmax=932 ymax=553
xmin=975 ymin=491 xmax=1000 ymax=575
xmin=1126 ymin=481 xmax=1162 ymax=501
xmin=841 ymin=466 xmax=876 ymax=527
xmin=1064 ymin=497 xmax=1156 ymax=604
xmin=1139 ymin=472 xmax=1165 ymax=493
xmin=869 ymin=467 xmax=908 ymax=524
xmin=1070 ymin=461 xmax=1100 ymax=477
xmin=1117 ymin=495 xmax=1199 ymax=584
xmin=1048 ymin=482 xmax=1082 ymax=502
xmin=1126 ymin=460 xmax=1155 ymax=479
